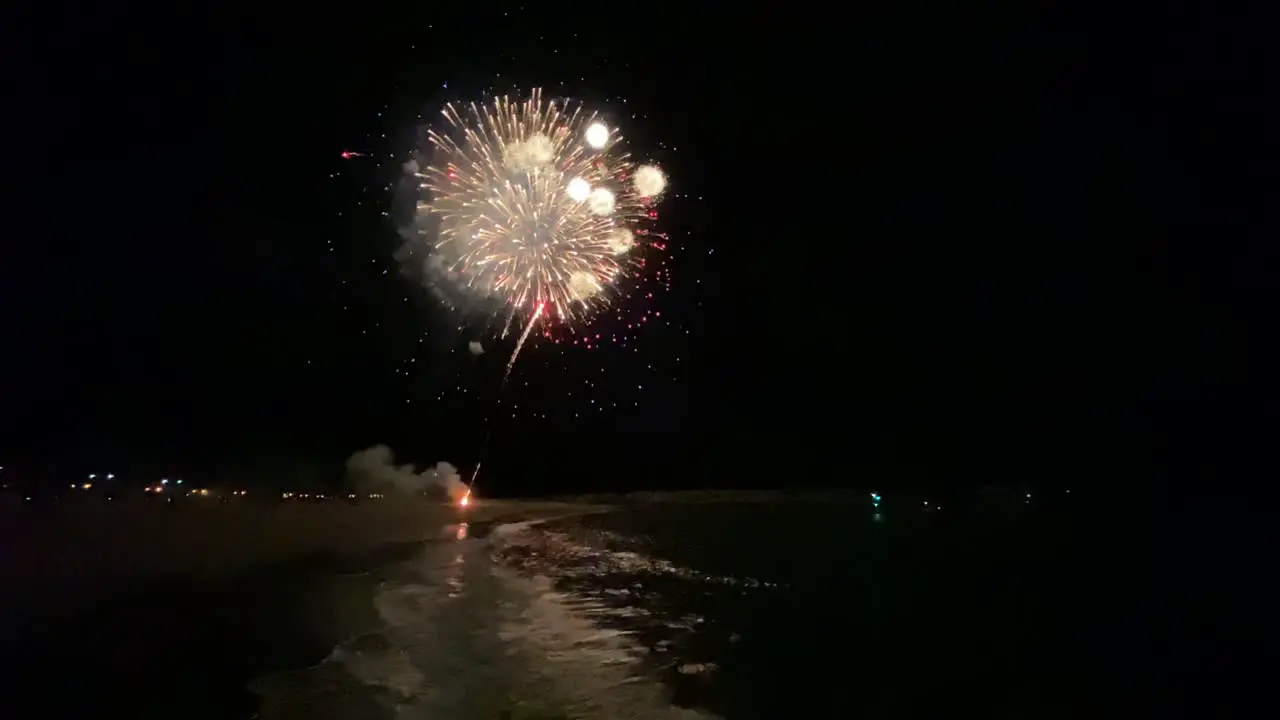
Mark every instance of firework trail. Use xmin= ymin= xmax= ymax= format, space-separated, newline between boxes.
xmin=503 ymin=302 xmax=546 ymax=384
xmin=464 ymin=302 xmax=544 ymax=499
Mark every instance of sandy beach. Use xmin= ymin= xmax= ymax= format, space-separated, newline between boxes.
xmin=1 ymin=498 xmax=595 ymax=615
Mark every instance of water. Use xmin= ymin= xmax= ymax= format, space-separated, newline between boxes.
xmin=247 ymin=493 xmax=1248 ymax=717
xmin=251 ymin=518 xmax=714 ymax=719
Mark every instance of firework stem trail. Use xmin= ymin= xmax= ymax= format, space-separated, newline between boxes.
xmin=503 ymin=302 xmax=545 ymax=384
xmin=469 ymin=303 xmax=545 ymax=495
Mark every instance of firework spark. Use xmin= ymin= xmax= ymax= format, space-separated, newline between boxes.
xmin=408 ymin=89 xmax=667 ymax=340
xmin=504 ymin=302 xmax=546 ymax=383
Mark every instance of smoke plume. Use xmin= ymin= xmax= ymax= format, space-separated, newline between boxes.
xmin=344 ymin=445 xmax=468 ymax=502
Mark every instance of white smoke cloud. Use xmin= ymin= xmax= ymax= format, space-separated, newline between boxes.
xmin=468 ymin=341 xmax=484 ymax=355
xmin=344 ymin=445 xmax=469 ymax=502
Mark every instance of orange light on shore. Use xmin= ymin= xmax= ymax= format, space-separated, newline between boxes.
xmin=459 ymin=491 xmax=471 ymax=508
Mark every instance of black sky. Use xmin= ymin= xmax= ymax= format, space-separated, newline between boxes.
xmin=3 ymin=5 xmax=1274 ymax=495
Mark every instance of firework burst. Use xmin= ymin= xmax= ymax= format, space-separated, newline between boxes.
xmin=407 ymin=89 xmax=668 ymax=343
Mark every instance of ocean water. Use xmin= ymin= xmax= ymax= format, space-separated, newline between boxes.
xmin=249 ymin=493 xmax=1244 ymax=718
xmin=250 ymin=517 xmax=715 ymax=719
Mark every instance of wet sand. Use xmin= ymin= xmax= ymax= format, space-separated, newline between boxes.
xmin=0 ymin=499 xmax=602 ymax=718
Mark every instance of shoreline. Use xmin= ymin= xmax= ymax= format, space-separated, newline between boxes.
xmin=0 ymin=500 xmax=609 ymax=719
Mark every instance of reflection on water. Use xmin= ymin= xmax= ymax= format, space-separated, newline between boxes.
xmin=277 ymin=519 xmax=712 ymax=719
xmin=251 ymin=495 xmax=1198 ymax=719
xmin=447 ymin=523 xmax=467 ymax=598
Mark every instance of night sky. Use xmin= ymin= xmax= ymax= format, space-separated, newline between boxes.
xmin=3 ymin=6 xmax=1273 ymax=496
